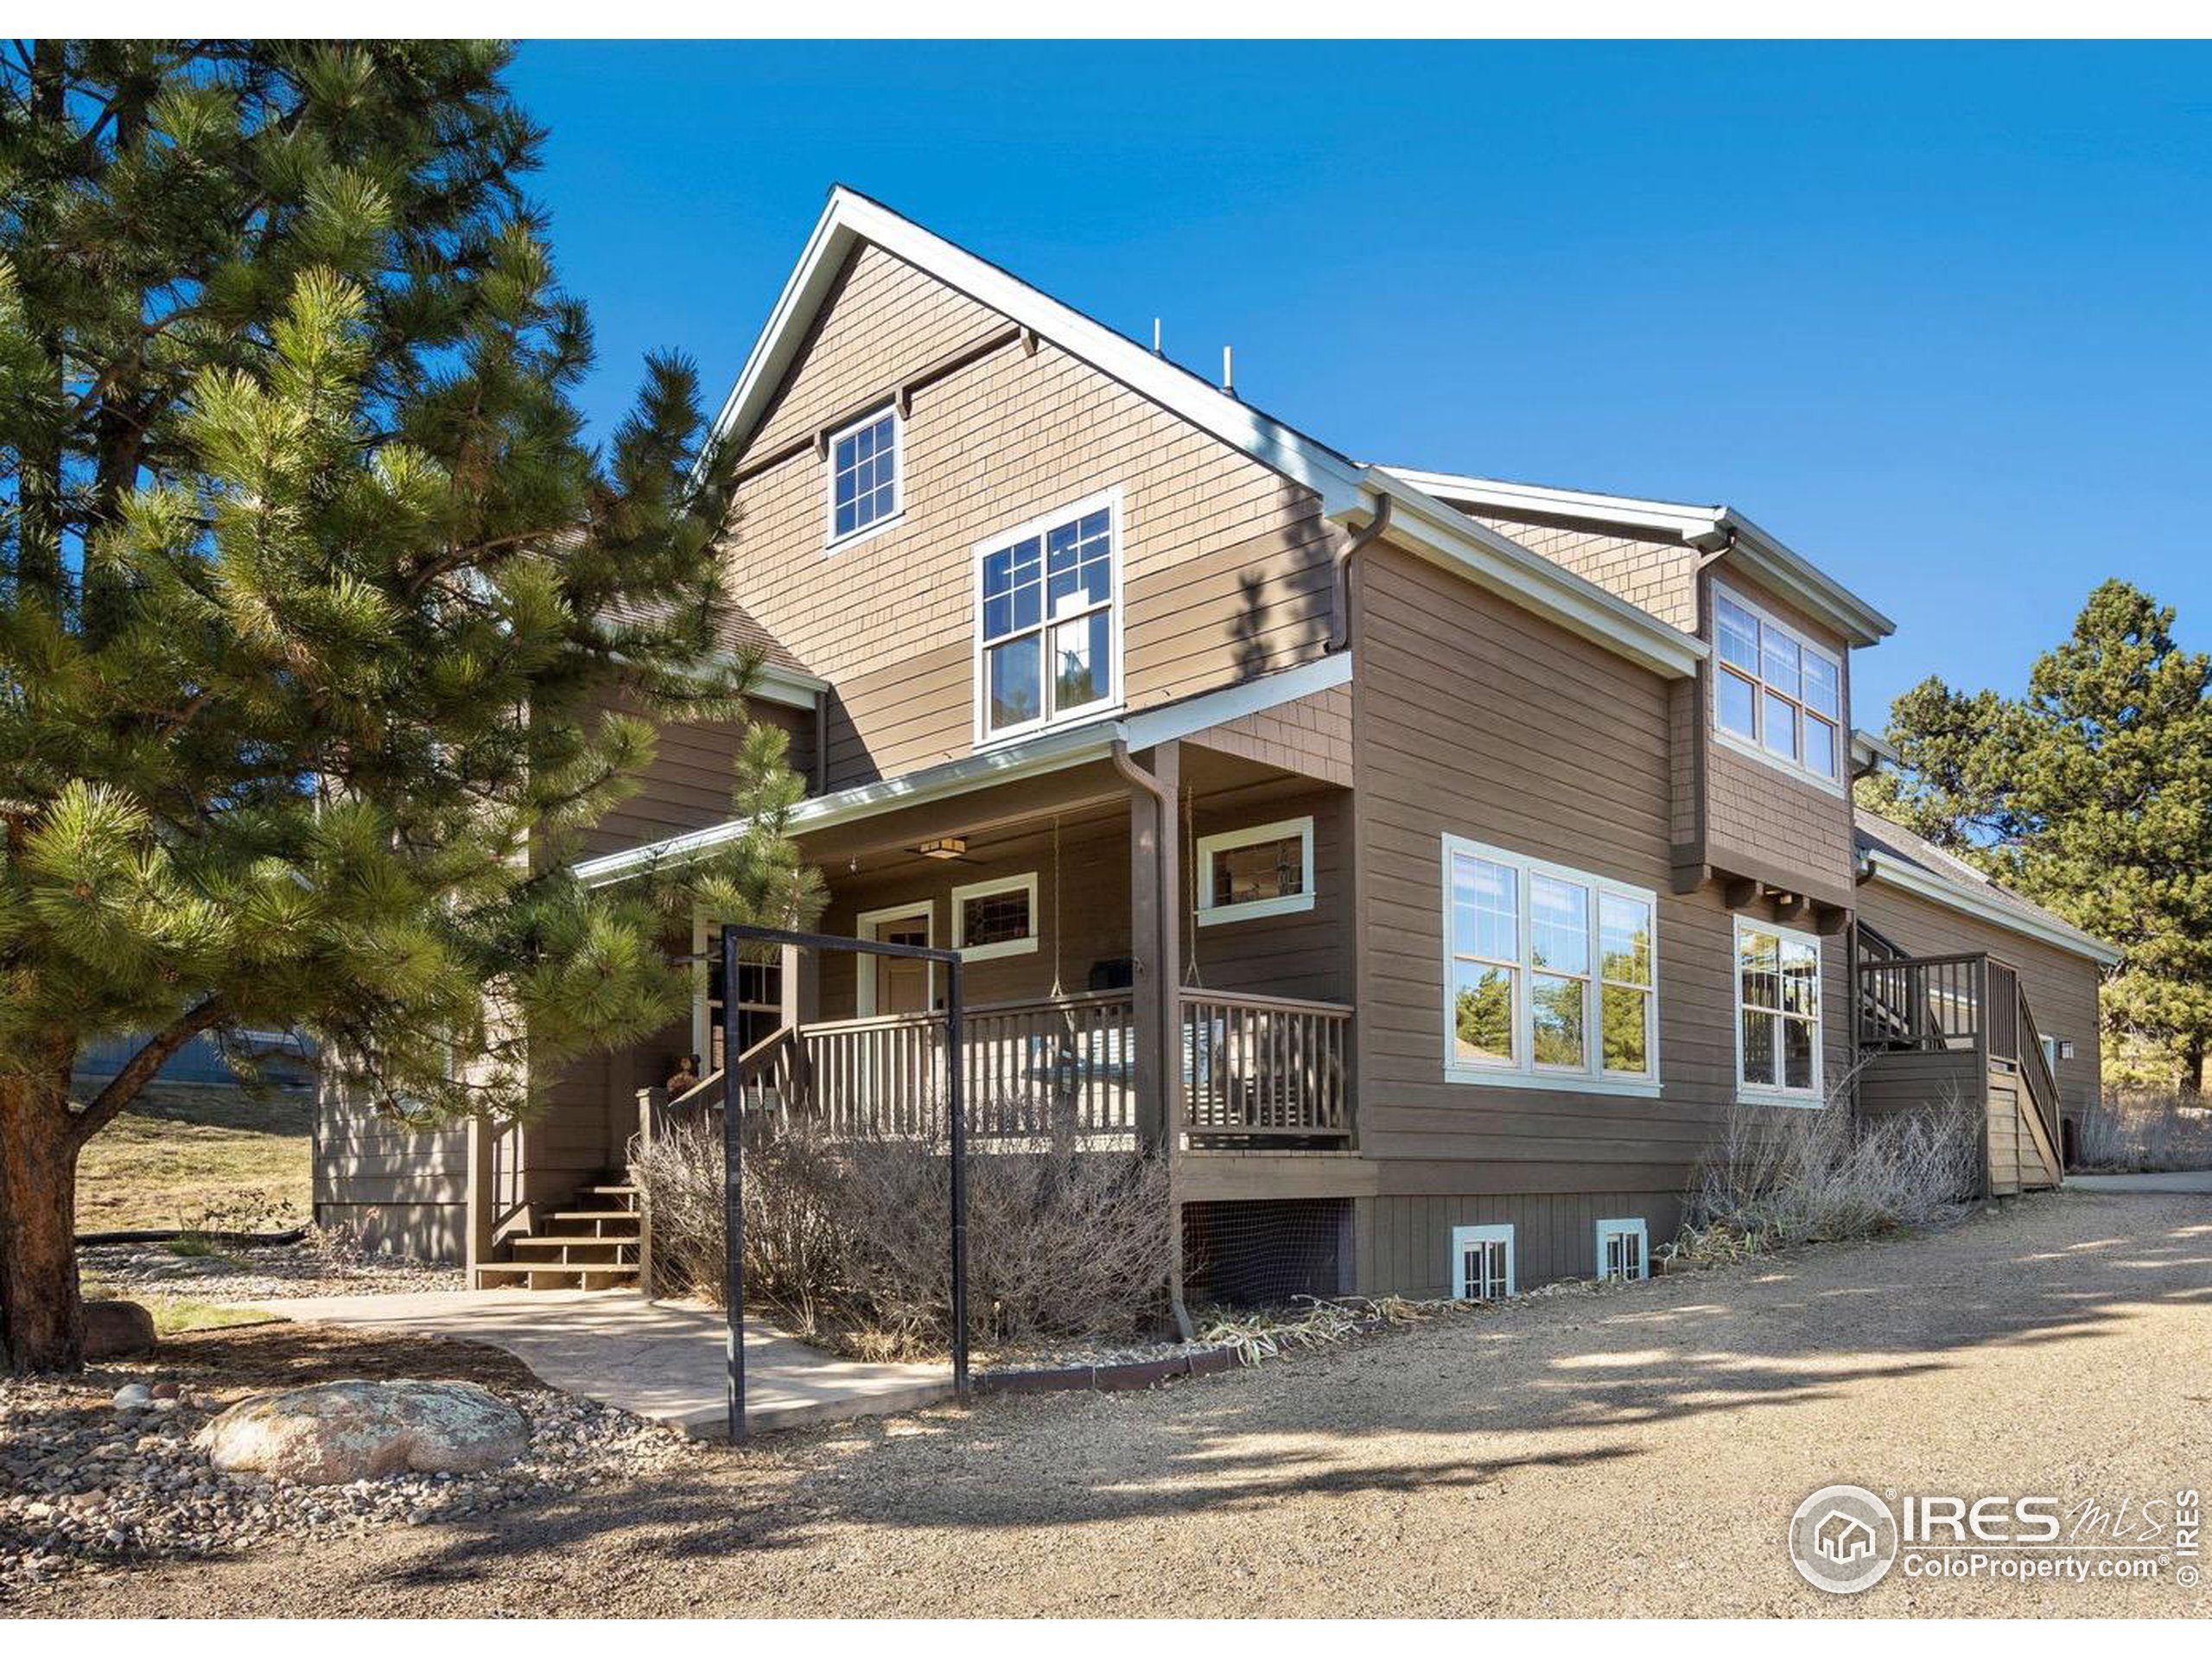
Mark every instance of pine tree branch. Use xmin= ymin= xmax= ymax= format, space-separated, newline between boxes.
xmin=67 ymin=995 xmax=232 ymax=1151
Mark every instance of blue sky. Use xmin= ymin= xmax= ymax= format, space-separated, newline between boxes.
xmin=510 ymin=41 xmax=2210 ymax=725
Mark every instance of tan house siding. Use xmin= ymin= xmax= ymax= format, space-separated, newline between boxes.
xmin=312 ymin=1084 xmax=468 ymax=1262
xmin=580 ymin=695 xmax=816 ymax=861
xmin=1350 ymin=540 xmax=1853 ymax=1195
xmin=1465 ymin=512 xmax=1698 ymax=632
xmin=725 ymin=242 xmax=1335 ymax=789
xmin=1355 ymin=1189 xmax=1687 ymax=1297
xmin=1185 ymin=684 xmax=1354 ymax=787
xmin=1694 ymin=563 xmax=1857 ymax=905
xmin=1854 ymin=879 xmax=2105 ymax=1116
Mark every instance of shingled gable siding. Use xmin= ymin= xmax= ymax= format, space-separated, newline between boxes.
xmin=1695 ymin=563 xmax=1858 ymax=904
xmin=1348 ymin=541 xmax=1853 ymax=1205
xmin=1464 ymin=512 xmax=1700 ymax=633
xmin=725 ymin=243 xmax=1336 ymax=789
xmin=1854 ymin=878 xmax=2105 ymax=1117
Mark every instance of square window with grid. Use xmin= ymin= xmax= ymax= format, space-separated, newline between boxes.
xmin=1451 ymin=1224 xmax=1516 ymax=1300
xmin=962 ymin=888 xmax=1030 ymax=949
xmin=829 ymin=410 xmax=899 ymax=542
xmin=1596 ymin=1218 xmax=1648 ymax=1282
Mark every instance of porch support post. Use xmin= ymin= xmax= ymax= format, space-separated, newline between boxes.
xmin=463 ymin=1116 xmax=493 ymax=1276
xmin=1125 ymin=741 xmax=1181 ymax=1151
xmin=778 ymin=942 xmax=803 ymax=1029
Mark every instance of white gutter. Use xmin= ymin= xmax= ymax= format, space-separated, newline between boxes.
xmin=1861 ymin=854 xmax=2122 ymax=968
xmin=574 ymin=653 xmax=1354 ymax=888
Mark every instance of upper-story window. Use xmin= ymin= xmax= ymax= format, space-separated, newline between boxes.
xmin=1442 ymin=835 xmax=1659 ymax=1096
xmin=974 ymin=488 xmax=1122 ymax=743
xmin=827 ymin=408 xmax=899 ymax=544
xmin=1713 ymin=586 xmax=1842 ymax=784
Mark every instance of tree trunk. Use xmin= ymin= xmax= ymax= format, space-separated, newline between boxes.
xmin=0 ymin=1071 xmax=85 ymax=1374
xmin=2183 ymin=1040 xmax=2205 ymax=1098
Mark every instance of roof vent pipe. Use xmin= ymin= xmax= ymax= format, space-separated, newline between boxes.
xmin=1222 ymin=345 xmax=1234 ymax=397
xmin=1326 ymin=493 xmax=1394 ymax=654
xmin=1153 ymin=318 xmax=1163 ymax=356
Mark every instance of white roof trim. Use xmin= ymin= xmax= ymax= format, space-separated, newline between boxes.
xmin=1861 ymin=853 xmax=2121 ymax=968
xmin=1380 ymin=468 xmax=1895 ymax=649
xmin=573 ymin=653 xmax=1355 ymax=888
xmin=709 ymin=187 xmax=1369 ymax=517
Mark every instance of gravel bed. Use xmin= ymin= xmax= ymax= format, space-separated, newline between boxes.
xmin=79 ymin=1236 xmax=464 ymax=1302
xmin=1 ymin=1365 xmax=698 ymax=1599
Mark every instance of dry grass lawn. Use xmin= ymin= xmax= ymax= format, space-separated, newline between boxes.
xmin=73 ymin=1084 xmax=313 ymax=1235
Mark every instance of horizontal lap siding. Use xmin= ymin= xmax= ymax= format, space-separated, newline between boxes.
xmin=581 ymin=695 xmax=814 ymax=861
xmin=312 ymin=1079 xmax=467 ymax=1262
xmin=726 ymin=243 xmax=1332 ymax=790
xmin=1190 ymin=788 xmax=1353 ymax=1005
xmin=1351 ymin=543 xmax=1854 ymax=1192
xmin=1853 ymin=880 xmax=2104 ymax=1115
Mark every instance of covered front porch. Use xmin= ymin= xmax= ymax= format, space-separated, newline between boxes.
xmin=473 ymin=695 xmax=1364 ymax=1283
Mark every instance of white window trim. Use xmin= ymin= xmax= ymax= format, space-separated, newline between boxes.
xmin=823 ymin=405 xmax=904 ymax=551
xmin=1595 ymin=1217 xmax=1649 ymax=1282
xmin=971 ymin=486 xmax=1127 ymax=750
xmin=854 ymin=901 xmax=934 ymax=1017
xmin=1196 ymin=816 xmax=1316 ymax=926
xmin=1440 ymin=834 xmax=1662 ymax=1097
xmin=1711 ymin=583 xmax=1847 ymax=796
xmin=950 ymin=871 xmax=1039 ymax=962
xmin=1450 ymin=1224 xmax=1516 ymax=1300
xmin=1732 ymin=914 xmax=1826 ymax=1108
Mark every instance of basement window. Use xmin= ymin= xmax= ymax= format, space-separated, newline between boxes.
xmin=1197 ymin=817 xmax=1315 ymax=925
xmin=1595 ymin=1217 xmax=1649 ymax=1282
xmin=1451 ymin=1224 xmax=1516 ymax=1300
xmin=952 ymin=872 xmax=1039 ymax=962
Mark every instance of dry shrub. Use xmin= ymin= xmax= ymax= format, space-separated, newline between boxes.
xmin=1678 ymin=1086 xmax=1980 ymax=1259
xmin=631 ymin=1103 xmax=1172 ymax=1358
xmin=2072 ymin=1091 xmax=2212 ymax=1172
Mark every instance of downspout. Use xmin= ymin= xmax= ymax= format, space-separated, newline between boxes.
xmin=1325 ymin=493 xmax=1393 ymax=654
xmin=1110 ymin=738 xmax=1197 ymax=1342
xmin=811 ymin=689 xmax=828 ymax=796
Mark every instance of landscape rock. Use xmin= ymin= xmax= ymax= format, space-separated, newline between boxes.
xmin=109 ymin=1385 xmax=152 ymax=1411
xmin=197 ymin=1380 xmax=528 ymax=1485
xmin=83 ymin=1302 xmax=156 ymax=1361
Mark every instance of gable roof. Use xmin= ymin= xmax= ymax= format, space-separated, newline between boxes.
xmin=1381 ymin=469 xmax=1896 ymax=649
xmin=708 ymin=188 xmax=1706 ymax=683
xmin=1853 ymin=806 xmax=2120 ymax=967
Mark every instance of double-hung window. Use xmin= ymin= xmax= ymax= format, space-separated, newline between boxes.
xmin=975 ymin=489 xmax=1121 ymax=743
xmin=1736 ymin=918 xmax=1823 ymax=1103
xmin=827 ymin=409 xmax=899 ymax=544
xmin=1713 ymin=587 xmax=1843 ymax=784
xmin=1442 ymin=836 xmax=1659 ymax=1096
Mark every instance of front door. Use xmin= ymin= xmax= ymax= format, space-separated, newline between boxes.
xmin=863 ymin=907 xmax=933 ymax=1015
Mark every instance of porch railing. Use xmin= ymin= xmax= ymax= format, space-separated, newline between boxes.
xmin=1182 ymin=989 xmax=1351 ymax=1141
xmin=1856 ymin=951 xmax=1985 ymax=1052
xmin=639 ymin=987 xmax=1354 ymax=1147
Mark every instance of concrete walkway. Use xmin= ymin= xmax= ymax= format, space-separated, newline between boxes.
xmin=252 ymin=1289 xmax=953 ymax=1437
xmin=2067 ymin=1169 xmax=2212 ymax=1194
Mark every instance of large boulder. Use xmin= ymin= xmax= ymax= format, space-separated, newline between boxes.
xmin=198 ymin=1379 xmax=528 ymax=1485
xmin=84 ymin=1300 xmax=156 ymax=1360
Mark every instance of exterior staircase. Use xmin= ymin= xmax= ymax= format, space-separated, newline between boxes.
xmin=473 ymin=1175 xmax=642 ymax=1290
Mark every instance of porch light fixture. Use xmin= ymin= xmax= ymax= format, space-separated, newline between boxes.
xmin=918 ymin=836 xmax=968 ymax=861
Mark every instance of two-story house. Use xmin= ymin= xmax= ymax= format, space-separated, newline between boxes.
xmin=315 ymin=188 xmax=2118 ymax=1300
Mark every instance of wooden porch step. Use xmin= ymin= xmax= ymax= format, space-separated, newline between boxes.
xmin=474 ymin=1263 xmax=639 ymax=1291
xmin=549 ymin=1211 xmax=642 ymax=1232
xmin=508 ymin=1236 xmax=638 ymax=1263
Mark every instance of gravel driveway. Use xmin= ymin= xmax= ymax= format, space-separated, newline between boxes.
xmin=38 ymin=1188 xmax=2212 ymax=1618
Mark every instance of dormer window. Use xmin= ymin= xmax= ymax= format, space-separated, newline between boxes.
xmin=827 ymin=408 xmax=899 ymax=544
xmin=1713 ymin=587 xmax=1842 ymax=783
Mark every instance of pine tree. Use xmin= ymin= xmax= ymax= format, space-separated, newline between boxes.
xmin=0 ymin=42 xmax=819 ymax=1371
xmin=1859 ymin=581 xmax=2212 ymax=1093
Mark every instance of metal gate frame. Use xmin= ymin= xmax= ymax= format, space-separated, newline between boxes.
xmin=714 ymin=921 xmax=969 ymax=1441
